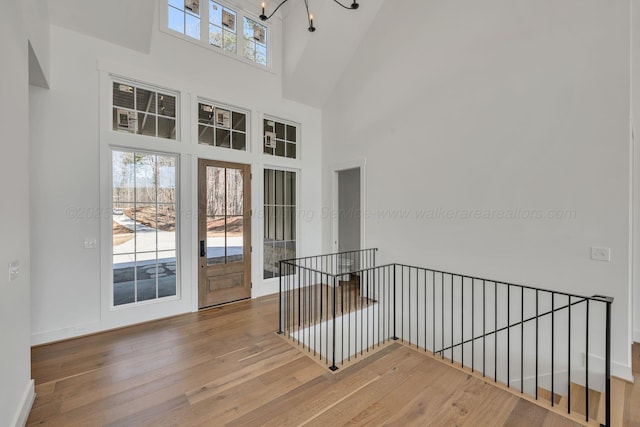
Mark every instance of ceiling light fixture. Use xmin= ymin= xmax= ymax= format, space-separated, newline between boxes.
xmin=260 ymin=0 xmax=359 ymax=32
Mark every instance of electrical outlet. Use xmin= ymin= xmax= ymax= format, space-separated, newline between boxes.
xmin=590 ymin=247 xmax=611 ymax=262
xmin=8 ymin=261 xmax=19 ymax=282
xmin=84 ymin=238 xmax=97 ymax=249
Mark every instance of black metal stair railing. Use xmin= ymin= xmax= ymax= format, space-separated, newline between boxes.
xmin=277 ymin=248 xmax=382 ymax=371
xmin=277 ymin=250 xmax=614 ymax=427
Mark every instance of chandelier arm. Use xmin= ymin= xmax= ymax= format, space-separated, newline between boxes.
xmin=332 ymin=0 xmax=359 ymax=10
xmin=303 ymin=0 xmax=314 ymax=31
xmin=262 ymin=0 xmax=290 ymax=21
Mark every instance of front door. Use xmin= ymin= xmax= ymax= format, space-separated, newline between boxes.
xmin=198 ymin=159 xmax=251 ymax=308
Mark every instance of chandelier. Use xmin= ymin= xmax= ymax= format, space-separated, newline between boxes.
xmin=260 ymin=0 xmax=359 ymax=32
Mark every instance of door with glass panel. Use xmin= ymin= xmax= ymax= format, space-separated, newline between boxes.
xmin=112 ymin=150 xmax=178 ymax=306
xmin=198 ymin=159 xmax=251 ymax=308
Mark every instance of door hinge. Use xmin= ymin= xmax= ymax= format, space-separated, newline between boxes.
xmin=250 ymin=173 xmax=253 ymax=180
xmin=251 ymin=282 xmax=253 ymax=288
xmin=250 ymin=209 xmax=253 ymax=216
xmin=251 ymin=245 xmax=253 ymax=252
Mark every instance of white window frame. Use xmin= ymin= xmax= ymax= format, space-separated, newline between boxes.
xmin=242 ymin=16 xmax=268 ymax=66
xmin=100 ymin=70 xmax=193 ymax=332
xmin=159 ymin=0 xmax=272 ymax=69
xmin=197 ymin=97 xmax=251 ymax=152
xmin=263 ymin=115 xmax=300 ymax=160
xmin=110 ymin=147 xmax=181 ymax=309
xmin=262 ymin=165 xmax=299 ymax=281
xmin=111 ymin=77 xmax=182 ymax=142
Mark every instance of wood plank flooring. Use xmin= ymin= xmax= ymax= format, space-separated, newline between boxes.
xmin=27 ymin=296 xmax=636 ymax=426
xmin=624 ymin=342 xmax=640 ymax=427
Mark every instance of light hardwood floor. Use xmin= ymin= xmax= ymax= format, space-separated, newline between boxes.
xmin=28 ymin=296 xmax=638 ymax=426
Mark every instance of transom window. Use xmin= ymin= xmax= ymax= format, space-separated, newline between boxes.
xmin=112 ymin=80 xmax=178 ymax=140
xmin=198 ymin=100 xmax=248 ymax=151
xmin=168 ymin=0 xmax=201 ymax=39
xmin=164 ymin=0 xmax=269 ymax=67
xmin=243 ymin=17 xmax=267 ymax=66
xmin=263 ymin=117 xmax=297 ymax=159
xmin=209 ymin=1 xmax=237 ymax=52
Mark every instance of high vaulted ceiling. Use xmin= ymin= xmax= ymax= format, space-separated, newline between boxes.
xmin=46 ymin=0 xmax=384 ymax=107
xmin=47 ymin=0 xmax=157 ymax=53
xmin=281 ymin=0 xmax=384 ymax=108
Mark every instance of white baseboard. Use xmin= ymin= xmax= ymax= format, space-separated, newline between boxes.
xmin=579 ymin=352 xmax=634 ymax=383
xmin=31 ymin=326 xmax=76 ymax=346
xmin=12 ymin=379 xmax=34 ymax=427
xmin=612 ymin=360 xmax=634 ymax=382
xmin=31 ymin=321 xmax=105 ymax=346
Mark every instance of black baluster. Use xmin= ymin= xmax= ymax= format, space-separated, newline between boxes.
xmin=341 ymin=271 xmax=344 ymax=365
xmin=393 ymin=264 xmax=398 ymax=340
xmin=433 ymin=270 xmax=436 ymax=355
xmin=424 ymin=269 xmax=427 ymax=352
xmin=278 ymin=261 xmax=283 ymax=334
xmin=472 ymin=278 xmax=475 ymax=373
xmin=507 ymin=285 xmax=510 ymax=388
xmin=313 ymin=274 xmax=322 ymax=357
xmin=348 ymin=271 xmax=351 ymax=361
xmin=305 ymin=268 xmax=309 ymax=350
xmin=605 ymin=299 xmax=611 ymax=427
xmin=416 ymin=268 xmax=419 ymax=349
xmin=494 ymin=282 xmax=497 ymax=383
xmin=402 ymin=266 xmax=405 ymax=343
xmin=568 ymin=296 xmax=571 ymax=414
xmin=367 ymin=268 xmax=371 ymax=352
xmin=451 ymin=274 xmax=454 ymax=364
xmin=483 ymin=279 xmax=486 ymax=377
xmin=360 ymin=269 xmax=363 ymax=356
xmin=535 ymin=289 xmax=538 ymax=400
xmin=378 ymin=267 xmax=381 ymax=348
xmin=520 ymin=287 xmax=523 ymax=394
xmin=383 ymin=266 xmax=387 ymax=345
xmin=551 ymin=292 xmax=555 ymax=407
xmin=326 ymin=273 xmax=330 ymax=364
xmin=330 ymin=274 xmax=338 ymax=371
xmin=462 ymin=276 xmax=465 ymax=368
xmin=408 ymin=267 xmax=411 ymax=346
xmin=441 ymin=273 xmax=444 ymax=359
xmin=585 ymin=298 xmax=589 ymax=422
xmin=298 ymin=263 xmax=302 ymax=330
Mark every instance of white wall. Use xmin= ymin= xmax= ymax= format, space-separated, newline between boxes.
xmin=633 ymin=0 xmax=640 ymax=344
xmin=0 ymin=1 xmax=35 ymax=425
xmin=322 ymin=0 xmax=633 ymax=379
xmin=30 ymin=5 xmax=323 ymax=343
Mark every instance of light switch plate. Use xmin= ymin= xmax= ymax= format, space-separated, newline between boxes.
xmin=590 ymin=247 xmax=610 ymax=262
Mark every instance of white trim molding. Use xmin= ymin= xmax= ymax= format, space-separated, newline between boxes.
xmin=12 ymin=379 xmax=34 ymax=427
xmin=331 ymin=157 xmax=366 ymax=253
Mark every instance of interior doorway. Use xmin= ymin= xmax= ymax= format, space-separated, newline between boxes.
xmin=198 ymin=159 xmax=251 ymax=308
xmin=337 ymin=167 xmax=361 ymax=253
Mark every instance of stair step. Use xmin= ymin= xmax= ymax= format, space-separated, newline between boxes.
xmin=536 ymin=387 xmax=561 ymax=405
xmin=537 ymin=382 xmax=604 ymax=424
xmin=562 ymin=382 xmax=603 ymax=424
